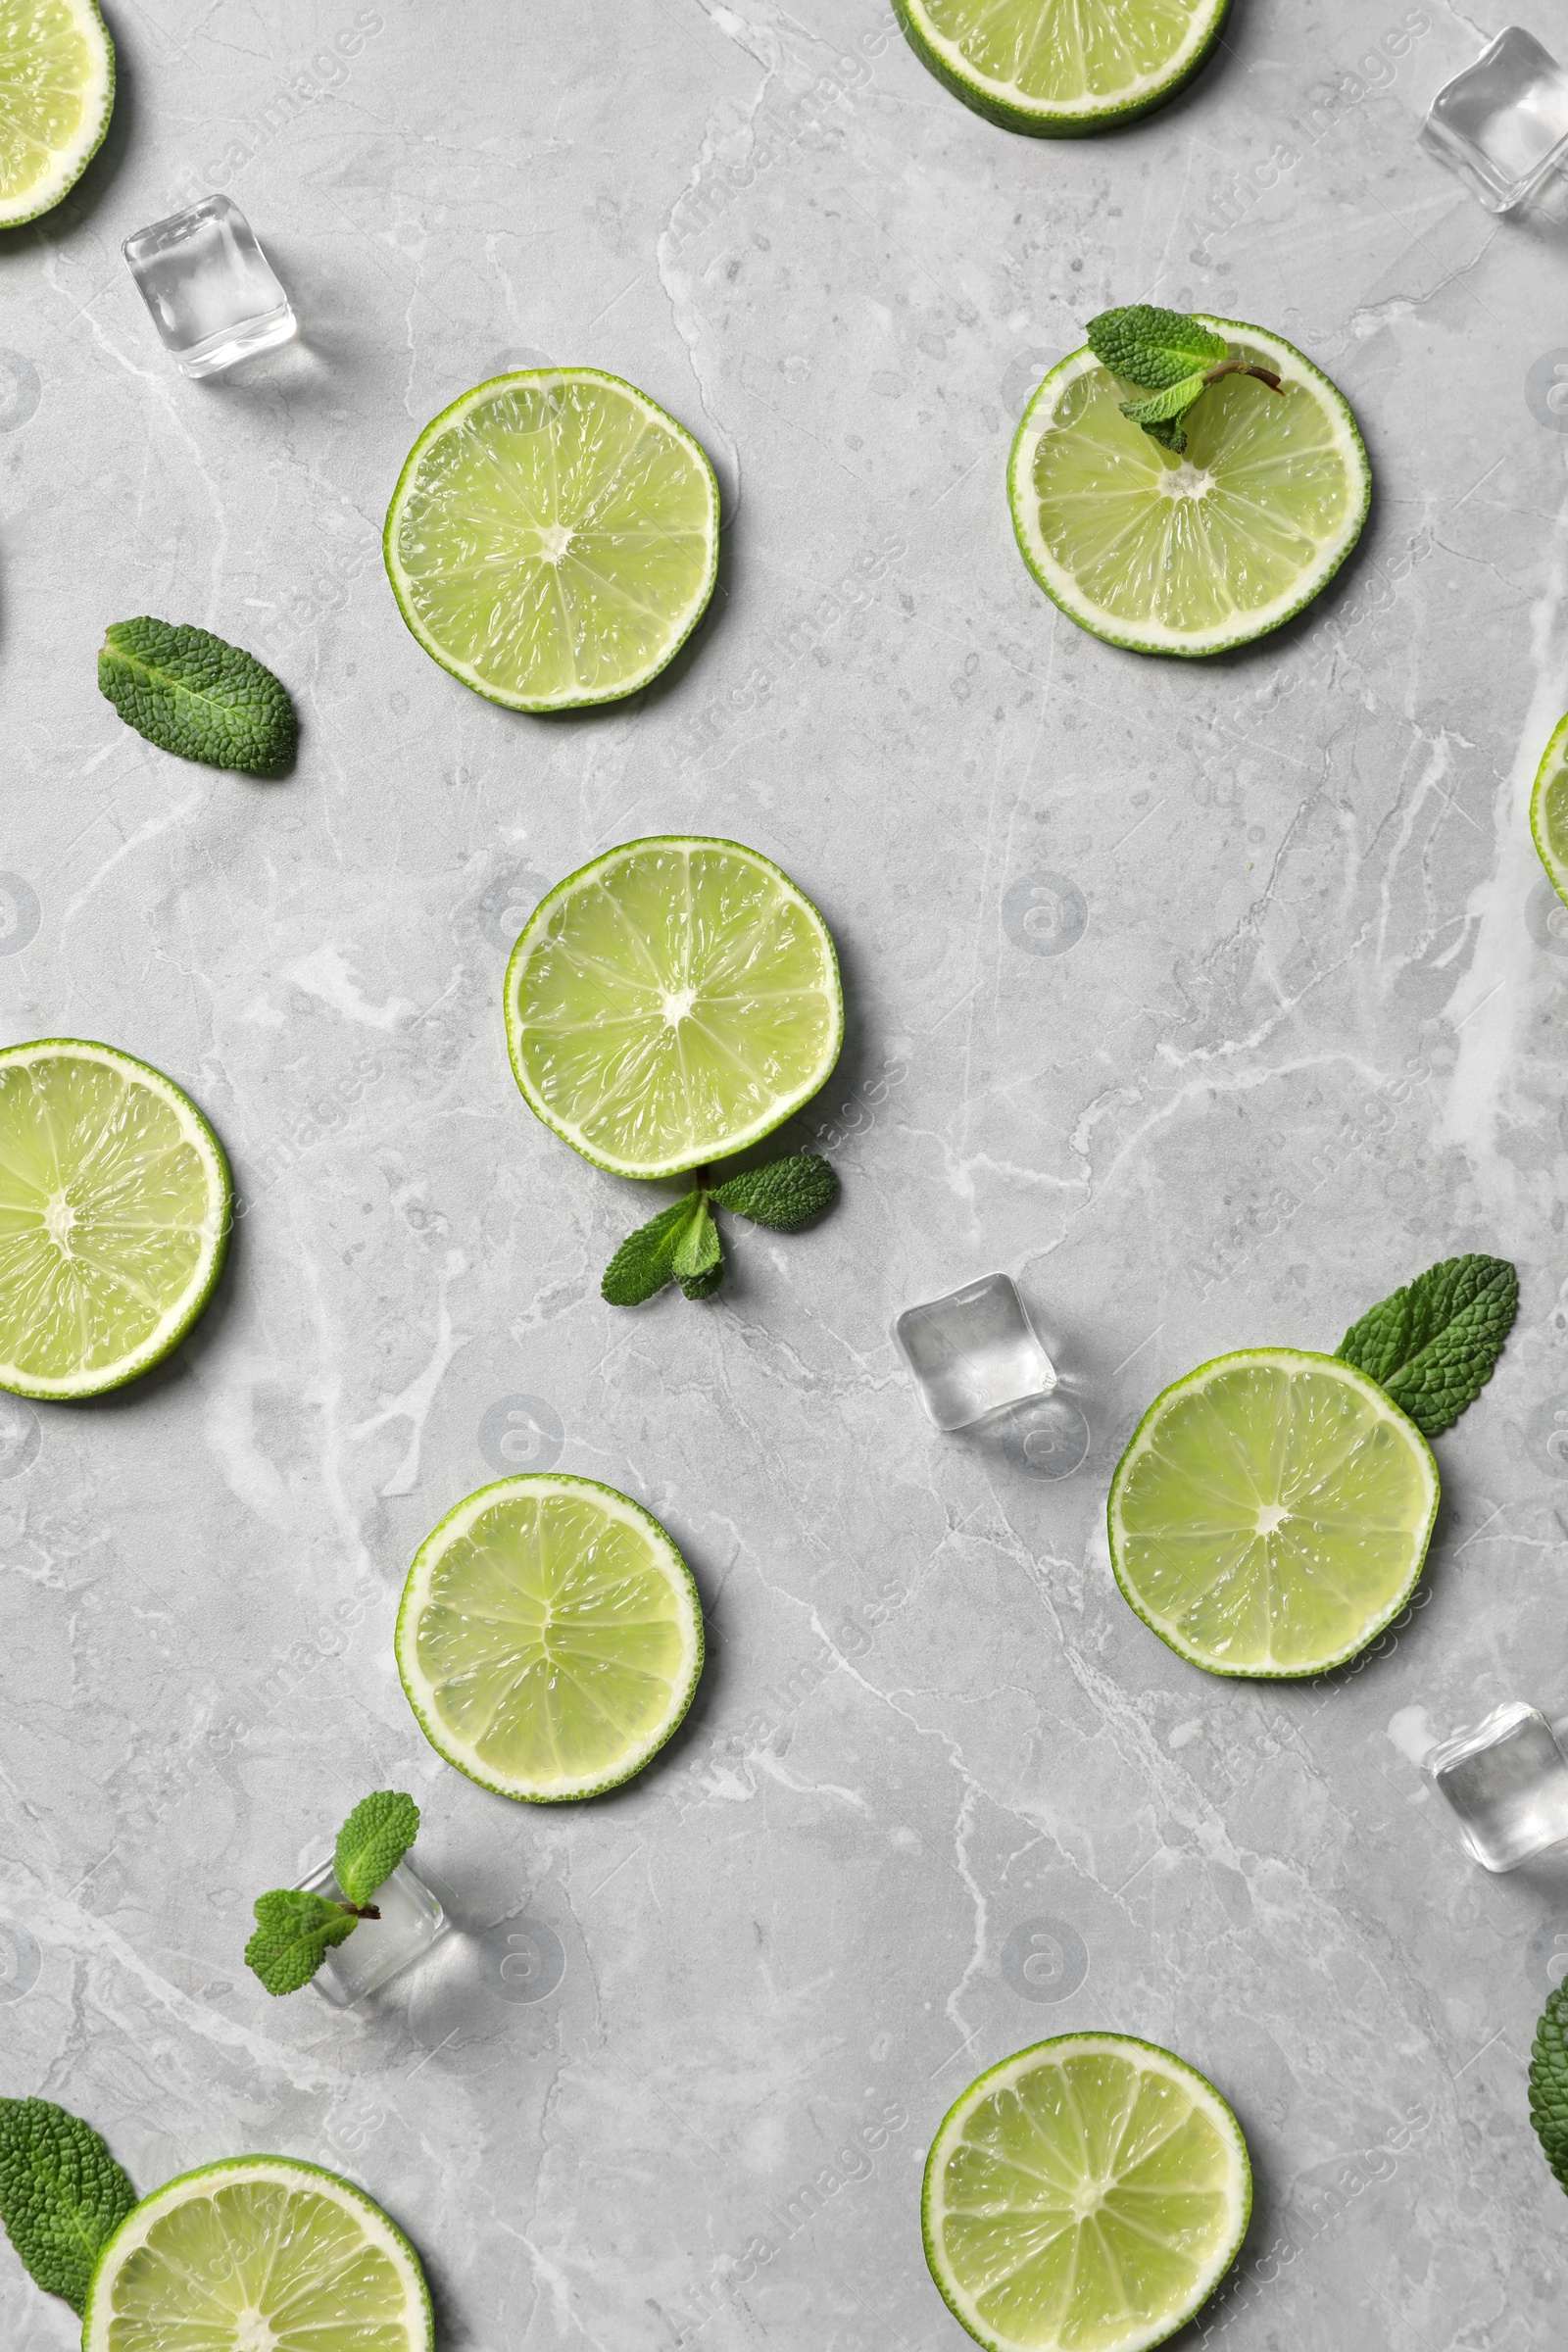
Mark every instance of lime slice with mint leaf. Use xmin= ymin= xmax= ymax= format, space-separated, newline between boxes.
xmin=506 ymin=837 xmax=843 ymax=1182
xmin=923 ymin=2034 xmax=1251 ymax=2352
xmin=0 ymin=1039 xmax=231 ymax=1399
xmin=396 ymin=1474 xmax=704 ymax=1802
xmin=1108 ymin=1254 xmax=1516 ymax=1677
xmin=0 ymin=0 xmax=114 ymax=227
xmin=82 ymin=2155 xmax=432 ymax=2352
xmin=1530 ymin=711 xmax=1568 ymax=908
xmin=894 ymin=0 xmax=1231 ymax=135
xmin=1009 ymin=306 xmax=1370 ymax=657
xmin=384 ymin=367 xmax=719 ymax=710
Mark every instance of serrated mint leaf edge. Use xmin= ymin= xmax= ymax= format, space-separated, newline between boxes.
xmin=1336 ymin=1254 xmax=1518 ymax=1438
xmin=0 ymin=2099 xmax=138 ymax=2315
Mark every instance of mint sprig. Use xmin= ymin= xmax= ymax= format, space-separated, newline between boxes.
xmin=0 ymin=2097 xmax=137 ymax=2315
xmin=98 ymin=617 xmax=298 ymax=776
xmin=1336 ymin=1254 xmax=1518 ymax=1438
xmin=1531 ymin=1982 xmax=1568 ymax=2196
xmin=601 ymin=1152 xmax=837 ymax=1307
xmin=1087 ymin=303 xmax=1283 ymax=457
xmin=244 ymin=1788 xmax=420 ymax=1997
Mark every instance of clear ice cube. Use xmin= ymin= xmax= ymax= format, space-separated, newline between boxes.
xmin=1424 ymin=1701 xmax=1568 ymax=1871
xmin=894 ymin=1273 xmax=1055 ymax=1432
xmin=302 ymin=1857 xmax=448 ymax=2006
xmin=1420 ymin=27 xmax=1568 ymax=213
xmin=122 ymin=195 xmax=295 ymax=378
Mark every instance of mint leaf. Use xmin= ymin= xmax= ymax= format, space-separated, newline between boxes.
xmin=672 ymin=1199 xmax=722 ymax=1287
xmin=1336 ymin=1254 xmax=1518 ymax=1438
xmin=1086 ymin=304 xmax=1227 ymax=390
xmin=679 ymin=1261 xmax=725 ymax=1300
xmin=244 ymin=1888 xmax=357 ymax=1997
xmin=0 ymin=2097 xmax=137 ymax=2314
xmin=712 ymin=1152 xmax=838 ymax=1232
xmin=334 ymin=1789 xmax=419 ymax=1907
xmin=602 ymin=1193 xmax=701 ymax=1306
xmin=98 ymin=618 xmax=298 ymax=776
xmin=1531 ymin=1981 xmax=1568 ymax=2195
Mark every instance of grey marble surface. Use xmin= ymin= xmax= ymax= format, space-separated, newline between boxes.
xmin=3 ymin=0 xmax=1568 ymax=2344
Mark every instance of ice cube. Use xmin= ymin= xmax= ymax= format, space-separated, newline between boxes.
xmin=301 ymin=1857 xmax=448 ymax=2006
xmin=894 ymin=1273 xmax=1056 ymax=1432
xmin=123 ymin=195 xmax=295 ymax=378
xmin=1424 ymin=1701 xmax=1568 ymax=1872
xmin=1420 ymin=27 xmax=1568 ymax=214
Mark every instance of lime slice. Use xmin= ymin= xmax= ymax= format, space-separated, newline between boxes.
xmin=505 ymin=835 xmax=843 ymax=1180
xmin=924 ymin=2034 xmax=1251 ymax=2352
xmin=895 ymin=0 xmax=1230 ymax=133
xmin=0 ymin=0 xmax=114 ymax=226
xmin=384 ymin=367 xmax=719 ymax=710
xmin=396 ymin=1473 xmax=704 ymax=1802
xmin=1530 ymin=711 xmax=1568 ymax=906
xmin=1008 ymin=317 xmax=1370 ymax=657
xmin=82 ymin=2154 xmax=433 ymax=2352
xmin=0 ymin=1039 xmax=230 ymax=1400
xmin=1108 ymin=1348 xmax=1439 ymax=1678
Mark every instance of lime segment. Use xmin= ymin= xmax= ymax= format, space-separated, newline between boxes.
xmin=1108 ymin=1348 xmax=1439 ymax=1677
xmin=0 ymin=0 xmax=114 ymax=225
xmin=384 ymin=368 xmax=719 ymax=710
xmin=924 ymin=2034 xmax=1251 ymax=2352
xmin=1008 ymin=318 xmax=1370 ymax=656
xmin=506 ymin=835 xmax=843 ymax=1180
xmin=82 ymin=2155 xmax=433 ymax=2352
xmin=1530 ymin=712 xmax=1568 ymax=907
xmin=0 ymin=1039 xmax=230 ymax=1399
xmin=397 ymin=1474 xmax=705 ymax=1802
xmin=894 ymin=0 xmax=1231 ymax=133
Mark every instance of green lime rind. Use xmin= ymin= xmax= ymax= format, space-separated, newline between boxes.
xmin=1107 ymin=1347 xmax=1439 ymax=1681
xmin=504 ymin=834 xmax=844 ymax=1182
xmin=81 ymin=2154 xmax=434 ymax=2352
xmin=1528 ymin=711 xmax=1568 ymax=909
xmin=396 ymin=1472 xmax=706 ymax=1804
xmin=922 ymin=2032 xmax=1252 ymax=2352
xmin=1008 ymin=317 xmax=1371 ymax=658
xmin=0 ymin=1038 xmax=231 ymax=1401
xmin=893 ymin=0 xmax=1231 ymax=135
xmin=0 ymin=0 xmax=115 ymax=228
xmin=383 ymin=366 xmax=720 ymax=712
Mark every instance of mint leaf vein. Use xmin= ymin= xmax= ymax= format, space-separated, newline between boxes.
xmin=1336 ymin=1253 xmax=1518 ymax=1438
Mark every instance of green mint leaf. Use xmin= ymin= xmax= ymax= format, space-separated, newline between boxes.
xmin=244 ymin=1888 xmax=357 ymax=1997
xmin=1086 ymin=304 xmax=1228 ymax=391
xmin=1335 ymin=1253 xmax=1518 ymax=1438
xmin=601 ymin=1193 xmax=701 ymax=1306
xmin=0 ymin=2097 xmax=137 ymax=2314
xmin=1119 ymin=374 xmax=1209 ymax=426
xmin=334 ymin=1789 xmax=419 ymax=1907
xmin=1530 ymin=1981 xmax=1568 ymax=2196
xmin=712 ymin=1152 xmax=839 ymax=1232
xmin=98 ymin=618 xmax=298 ymax=776
xmin=1137 ymin=415 xmax=1188 ymax=454
xmin=679 ymin=1262 xmax=725 ymax=1300
xmin=672 ymin=1199 xmax=722 ymax=1284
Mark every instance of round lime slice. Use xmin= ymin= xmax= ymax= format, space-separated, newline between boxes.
xmin=924 ymin=2033 xmax=1251 ymax=2352
xmin=0 ymin=0 xmax=114 ymax=227
xmin=0 ymin=1038 xmax=230 ymax=1399
xmin=1108 ymin=1348 xmax=1439 ymax=1678
xmin=1530 ymin=711 xmax=1568 ymax=906
xmin=384 ymin=367 xmax=719 ymax=710
xmin=82 ymin=2154 xmax=433 ymax=2352
xmin=396 ymin=1473 xmax=704 ymax=1802
xmin=894 ymin=0 xmax=1231 ymax=134
xmin=1008 ymin=317 xmax=1370 ymax=656
xmin=505 ymin=835 xmax=843 ymax=1181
